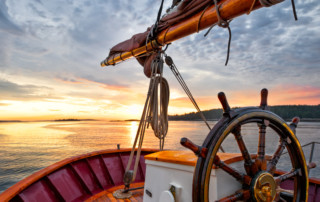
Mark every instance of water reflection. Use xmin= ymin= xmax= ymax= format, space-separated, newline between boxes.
xmin=0 ymin=121 xmax=319 ymax=193
xmin=129 ymin=121 xmax=138 ymax=146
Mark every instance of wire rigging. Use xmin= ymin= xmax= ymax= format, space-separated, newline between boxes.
xmin=164 ymin=54 xmax=225 ymax=153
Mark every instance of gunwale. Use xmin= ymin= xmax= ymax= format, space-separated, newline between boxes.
xmin=0 ymin=148 xmax=158 ymax=202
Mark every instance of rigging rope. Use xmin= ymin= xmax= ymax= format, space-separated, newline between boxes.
xmin=253 ymin=0 xmax=297 ymax=20
xmin=165 ymin=55 xmax=211 ymax=130
xmin=146 ymin=0 xmax=165 ymax=49
xmin=149 ymin=76 xmax=170 ymax=150
xmin=204 ymin=0 xmax=232 ymax=66
xmin=164 ymin=54 xmax=225 ymax=153
xmin=123 ymin=52 xmax=169 ymax=190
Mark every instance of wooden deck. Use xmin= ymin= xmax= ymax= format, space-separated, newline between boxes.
xmin=1 ymin=150 xmax=319 ymax=201
xmin=85 ymin=182 xmax=144 ymax=202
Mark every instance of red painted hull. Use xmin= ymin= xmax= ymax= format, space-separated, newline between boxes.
xmin=0 ymin=149 xmax=319 ymax=201
xmin=276 ymin=170 xmax=320 ymax=202
xmin=0 ymin=148 xmax=158 ymax=202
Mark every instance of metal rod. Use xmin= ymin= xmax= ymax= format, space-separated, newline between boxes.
xmin=281 ymin=141 xmax=320 ymax=158
xmin=309 ymin=142 xmax=315 ymax=164
xmin=123 ymin=186 xmax=144 ymax=193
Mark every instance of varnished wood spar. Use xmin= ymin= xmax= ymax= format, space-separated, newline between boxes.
xmin=101 ymin=0 xmax=283 ymax=67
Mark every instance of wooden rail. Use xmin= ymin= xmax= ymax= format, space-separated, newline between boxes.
xmin=0 ymin=148 xmax=158 ymax=202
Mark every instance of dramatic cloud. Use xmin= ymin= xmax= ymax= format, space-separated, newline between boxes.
xmin=0 ymin=0 xmax=319 ymax=120
xmin=0 ymin=78 xmax=57 ymax=101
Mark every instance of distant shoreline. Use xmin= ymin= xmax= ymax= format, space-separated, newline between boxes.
xmin=0 ymin=120 xmax=22 ymax=123
xmin=167 ymin=118 xmax=320 ymax=122
xmin=1 ymin=105 xmax=320 ymax=123
xmin=54 ymin=119 xmax=97 ymax=122
xmin=2 ymin=119 xmax=319 ymax=123
xmin=0 ymin=119 xmax=98 ymax=123
xmin=169 ymin=105 xmax=320 ymax=121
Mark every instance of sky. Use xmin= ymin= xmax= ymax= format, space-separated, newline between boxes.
xmin=0 ymin=0 xmax=319 ymax=121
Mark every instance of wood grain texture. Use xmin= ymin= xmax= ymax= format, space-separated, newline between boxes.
xmin=144 ymin=150 xmax=250 ymax=168
xmin=85 ymin=182 xmax=144 ymax=202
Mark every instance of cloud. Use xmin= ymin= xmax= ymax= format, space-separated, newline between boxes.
xmin=55 ymin=76 xmax=130 ymax=91
xmin=0 ymin=0 xmax=319 ymax=119
xmin=167 ymin=0 xmax=320 ymax=91
xmin=0 ymin=102 xmax=10 ymax=106
xmin=0 ymin=79 xmax=58 ymax=101
xmin=0 ymin=1 xmax=22 ymax=34
xmin=270 ymin=84 xmax=320 ymax=105
xmin=49 ymin=109 xmax=60 ymax=112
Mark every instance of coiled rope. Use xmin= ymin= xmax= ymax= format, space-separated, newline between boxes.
xmin=123 ymin=52 xmax=169 ymax=191
xmin=149 ymin=76 xmax=170 ymax=149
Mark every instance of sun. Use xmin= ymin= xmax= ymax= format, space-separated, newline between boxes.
xmin=125 ymin=104 xmax=143 ymax=119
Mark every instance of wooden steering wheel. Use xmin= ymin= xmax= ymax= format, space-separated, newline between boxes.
xmin=182 ymin=89 xmax=309 ymax=202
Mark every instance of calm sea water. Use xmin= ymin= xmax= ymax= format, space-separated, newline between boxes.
xmin=0 ymin=120 xmax=319 ymax=193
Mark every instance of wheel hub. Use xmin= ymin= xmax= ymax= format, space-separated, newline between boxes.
xmin=252 ymin=172 xmax=276 ymax=202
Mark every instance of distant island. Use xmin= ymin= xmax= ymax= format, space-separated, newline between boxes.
xmin=0 ymin=119 xmax=98 ymax=123
xmin=54 ymin=119 xmax=97 ymax=122
xmin=169 ymin=105 xmax=320 ymax=121
xmin=0 ymin=120 xmax=22 ymax=123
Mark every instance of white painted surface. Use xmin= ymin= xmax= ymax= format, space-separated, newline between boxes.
xmin=159 ymin=190 xmax=175 ymax=202
xmin=143 ymin=158 xmax=242 ymax=202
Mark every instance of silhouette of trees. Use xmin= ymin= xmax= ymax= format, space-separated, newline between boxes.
xmin=169 ymin=105 xmax=320 ymax=121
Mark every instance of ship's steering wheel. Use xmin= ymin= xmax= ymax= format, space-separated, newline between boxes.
xmin=182 ymin=89 xmax=309 ymax=202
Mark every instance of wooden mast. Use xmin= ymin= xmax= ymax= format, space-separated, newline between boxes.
xmin=101 ymin=0 xmax=283 ymax=67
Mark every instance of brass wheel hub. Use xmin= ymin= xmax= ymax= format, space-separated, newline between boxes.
xmin=252 ymin=172 xmax=276 ymax=202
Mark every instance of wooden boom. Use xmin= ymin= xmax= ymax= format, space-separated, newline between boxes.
xmin=101 ymin=0 xmax=283 ymax=67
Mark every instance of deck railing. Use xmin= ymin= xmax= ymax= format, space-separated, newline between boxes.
xmin=282 ymin=141 xmax=320 ymax=176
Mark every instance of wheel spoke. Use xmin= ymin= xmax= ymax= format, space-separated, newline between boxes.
xmin=256 ymin=121 xmax=268 ymax=170
xmin=275 ymin=168 xmax=301 ymax=184
xmin=275 ymin=188 xmax=294 ymax=201
xmin=232 ymin=126 xmax=258 ymax=175
xmin=216 ymin=189 xmax=250 ymax=202
xmin=214 ymin=155 xmax=252 ymax=185
xmin=274 ymin=191 xmax=293 ymax=202
xmin=277 ymin=187 xmax=294 ymax=195
xmin=267 ymin=139 xmax=287 ymax=173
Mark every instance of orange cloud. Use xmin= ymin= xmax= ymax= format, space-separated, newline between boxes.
xmin=170 ymin=85 xmax=320 ymax=113
xmin=55 ymin=78 xmax=82 ymax=84
xmin=0 ymin=103 xmax=11 ymax=106
xmin=170 ymin=96 xmax=221 ymax=111
xmin=55 ymin=77 xmax=130 ymax=92
xmin=223 ymin=85 xmax=320 ymax=107
xmin=270 ymin=84 xmax=320 ymax=105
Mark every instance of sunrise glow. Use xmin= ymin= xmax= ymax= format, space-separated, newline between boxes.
xmin=0 ymin=0 xmax=319 ymax=122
